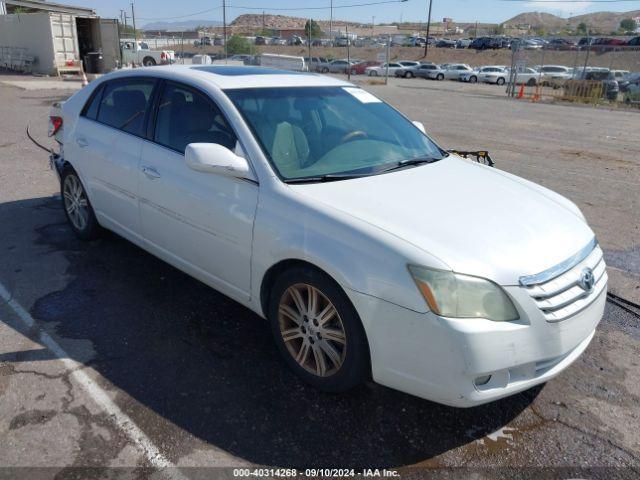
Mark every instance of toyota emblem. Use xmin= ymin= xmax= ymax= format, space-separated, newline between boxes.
xmin=578 ymin=267 xmax=595 ymax=292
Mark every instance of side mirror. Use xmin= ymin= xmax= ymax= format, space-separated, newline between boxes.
xmin=185 ymin=143 xmax=255 ymax=181
xmin=412 ymin=121 xmax=426 ymax=133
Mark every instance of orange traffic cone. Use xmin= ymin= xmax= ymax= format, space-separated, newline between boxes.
xmin=517 ymin=83 xmax=525 ymax=99
xmin=81 ymin=70 xmax=89 ymax=87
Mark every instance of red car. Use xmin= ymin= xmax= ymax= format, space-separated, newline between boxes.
xmin=349 ymin=60 xmax=381 ymax=75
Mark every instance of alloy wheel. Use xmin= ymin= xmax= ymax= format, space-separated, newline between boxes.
xmin=278 ymin=283 xmax=347 ymax=377
xmin=63 ymin=174 xmax=89 ymax=231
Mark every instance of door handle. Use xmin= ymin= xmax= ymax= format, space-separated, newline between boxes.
xmin=141 ymin=166 xmax=161 ymax=179
xmin=76 ymin=137 xmax=89 ymax=148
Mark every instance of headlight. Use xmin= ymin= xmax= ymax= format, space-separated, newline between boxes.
xmin=408 ymin=266 xmax=519 ymax=321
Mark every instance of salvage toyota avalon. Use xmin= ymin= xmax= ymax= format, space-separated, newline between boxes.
xmin=48 ymin=65 xmax=606 ymax=407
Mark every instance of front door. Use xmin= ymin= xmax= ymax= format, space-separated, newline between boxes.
xmin=138 ymin=81 xmax=258 ymax=301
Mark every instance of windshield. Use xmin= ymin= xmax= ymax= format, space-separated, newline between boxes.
xmin=225 ymin=86 xmax=445 ymax=181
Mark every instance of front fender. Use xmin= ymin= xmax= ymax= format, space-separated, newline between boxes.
xmin=250 ymin=188 xmax=449 ymax=317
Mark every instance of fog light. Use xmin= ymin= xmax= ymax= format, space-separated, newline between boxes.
xmin=474 ymin=375 xmax=492 ymax=386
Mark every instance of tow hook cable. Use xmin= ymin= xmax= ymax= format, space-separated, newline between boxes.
xmin=26 ymin=125 xmax=55 ymax=154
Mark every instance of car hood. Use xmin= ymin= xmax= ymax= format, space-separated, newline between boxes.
xmin=289 ymin=156 xmax=594 ymax=286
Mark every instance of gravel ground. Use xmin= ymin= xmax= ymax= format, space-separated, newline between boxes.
xmin=0 ymin=73 xmax=638 ymax=479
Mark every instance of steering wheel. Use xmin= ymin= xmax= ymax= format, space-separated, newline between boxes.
xmin=339 ymin=130 xmax=368 ymax=144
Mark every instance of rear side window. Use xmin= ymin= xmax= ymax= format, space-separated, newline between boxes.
xmin=82 ymin=84 xmax=104 ymax=120
xmin=154 ymin=82 xmax=236 ymax=154
xmin=97 ymin=79 xmax=156 ymax=137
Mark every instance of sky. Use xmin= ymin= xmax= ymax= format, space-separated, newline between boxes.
xmin=66 ymin=0 xmax=640 ymax=26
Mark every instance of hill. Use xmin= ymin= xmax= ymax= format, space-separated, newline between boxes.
xmin=230 ymin=14 xmax=362 ymax=31
xmin=505 ymin=10 xmax=640 ymax=33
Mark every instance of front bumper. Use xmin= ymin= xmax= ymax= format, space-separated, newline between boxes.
xmin=346 ymin=282 xmax=606 ymax=407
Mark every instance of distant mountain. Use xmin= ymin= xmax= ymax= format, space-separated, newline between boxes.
xmin=504 ymin=10 xmax=640 ymax=33
xmin=141 ymin=20 xmax=223 ymax=31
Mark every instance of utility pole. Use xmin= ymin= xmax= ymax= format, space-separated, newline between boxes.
xmin=223 ymin=0 xmax=228 ymax=59
xmin=372 ymin=16 xmax=375 ymax=33
xmin=582 ymin=28 xmax=591 ymax=76
xmin=130 ymin=2 xmax=137 ymax=41
xmin=346 ymin=24 xmax=351 ymax=81
xmin=308 ymin=18 xmax=312 ymax=67
xmin=329 ymin=0 xmax=333 ymax=46
xmin=123 ymin=12 xmax=129 ymax=39
xmin=423 ymin=0 xmax=433 ymax=57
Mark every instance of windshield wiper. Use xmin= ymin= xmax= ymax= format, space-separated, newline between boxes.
xmin=377 ymin=156 xmax=441 ymax=173
xmin=283 ymin=172 xmax=373 ymax=184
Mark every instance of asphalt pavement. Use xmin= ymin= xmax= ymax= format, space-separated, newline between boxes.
xmin=0 ymin=74 xmax=638 ymax=479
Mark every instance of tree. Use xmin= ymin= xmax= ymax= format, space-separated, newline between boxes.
xmin=305 ymin=19 xmax=322 ymax=39
xmin=620 ymin=18 xmax=637 ymax=33
xmin=533 ymin=25 xmax=547 ymax=37
xmin=493 ymin=23 xmax=505 ymax=35
xmin=576 ymin=22 xmax=588 ymax=35
xmin=226 ymin=35 xmax=251 ymax=55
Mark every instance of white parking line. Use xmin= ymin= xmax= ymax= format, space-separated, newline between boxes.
xmin=0 ymin=281 xmax=186 ymax=479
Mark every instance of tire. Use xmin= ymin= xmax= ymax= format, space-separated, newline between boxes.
xmin=405 ymin=71 xmax=413 ymax=78
xmin=527 ymin=78 xmax=536 ymax=86
xmin=496 ymin=77 xmax=506 ymax=86
xmin=142 ymin=56 xmax=156 ymax=67
xmin=60 ymin=166 xmax=100 ymax=240
xmin=371 ymin=70 xmax=378 ymax=76
xmin=322 ymin=67 xmax=329 ymax=73
xmin=268 ymin=266 xmax=370 ymax=392
xmin=436 ymin=73 xmax=444 ymax=81
xmin=469 ymin=75 xmax=477 ymax=83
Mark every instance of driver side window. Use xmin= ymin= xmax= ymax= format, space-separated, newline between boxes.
xmin=154 ymin=82 xmax=236 ymax=154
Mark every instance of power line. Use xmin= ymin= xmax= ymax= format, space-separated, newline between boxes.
xmin=137 ymin=0 xmax=408 ymax=21
xmin=500 ymin=0 xmax=639 ymax=3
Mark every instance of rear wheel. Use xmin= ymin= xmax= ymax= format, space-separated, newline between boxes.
xmin=497 ymin=77 xmax=506 ymax=85
xmin=405 ymin=71 xmax=413 ymax=78
xmin=527 ymin=78 xmax=536 ymax=86
xmin=469 ymin=75 xmax=477 ymax=83
xmin=142 ymin=56 xmax=156 ymax=67
xmin=322 ymin=67 xmax=329 ymax=73
xmin=436 ymin=73 xmax=444 ymax=81
xmin=268 ymin=267 xmax=369 ymax=392
xmin=61 ymin=166 xmax=100 ymax=240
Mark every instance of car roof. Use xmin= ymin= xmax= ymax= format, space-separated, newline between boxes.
xmin=100 ymin=65 xmax=351 ymax=90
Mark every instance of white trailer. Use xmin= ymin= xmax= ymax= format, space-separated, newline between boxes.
xmin=259 ymin=53 xmax=306 ymax=72
xmin=0 ymin=12 xmax=119 ymax=75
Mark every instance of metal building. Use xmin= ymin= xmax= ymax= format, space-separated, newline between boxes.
xmin=0 ymin=0 xmax=119 ymax=75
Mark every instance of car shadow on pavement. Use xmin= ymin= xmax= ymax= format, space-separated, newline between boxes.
xmin=8 ymin=196 xmax=538 ymax=469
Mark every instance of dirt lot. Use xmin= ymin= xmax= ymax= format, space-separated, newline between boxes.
xmin=0 ymin=73 xmax=639 ymax=478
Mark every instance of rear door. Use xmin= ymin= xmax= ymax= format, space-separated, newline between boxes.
xmin=138 ymin=80 xmax=258 ymax=301
xmin=71 ymin=77 xmax=158 ymax=244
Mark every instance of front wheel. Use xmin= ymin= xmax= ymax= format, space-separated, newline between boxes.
xmin=322 ymin=67 xmax=329 ymax=73
xmin=269 ymin=267 xmax=370 ymax=392
xmin=405 ymin=71 xmax=413 ymax=78
xmin=436 ymin=73 xmax=444 ymax=81
xmin=61 ymin=166 xmax=100 ymax=240
xmin=469 ymin=75 xmax=477 ymax=83
xmin=497 ymin=77 xmax=506 ymax=85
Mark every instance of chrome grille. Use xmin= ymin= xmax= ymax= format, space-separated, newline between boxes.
xmin=521 ymin=243 xmax=607 ymax=322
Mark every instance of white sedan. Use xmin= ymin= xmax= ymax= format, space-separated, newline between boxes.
xmin=365 ymin=62 xmax=404 ymax=76
xmin=48 ymin=65 xmax=606 ymax=407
